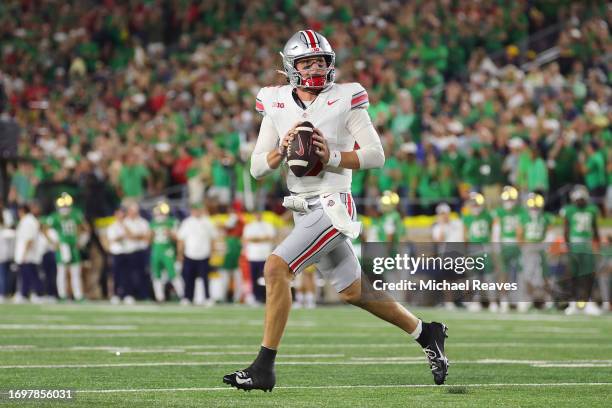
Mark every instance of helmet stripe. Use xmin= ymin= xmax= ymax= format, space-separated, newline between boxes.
xmin=305 ymin=30 xmax=317 ymax=48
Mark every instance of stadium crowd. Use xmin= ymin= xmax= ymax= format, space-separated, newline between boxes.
xmin=0 ymin=1 xmax=610 ymax=310
xmin=1 ymin=0 xmax=610 ymax=214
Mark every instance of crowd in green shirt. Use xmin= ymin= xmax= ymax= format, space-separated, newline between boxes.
xmin=3 ymin=1 xmax=609 ymax=216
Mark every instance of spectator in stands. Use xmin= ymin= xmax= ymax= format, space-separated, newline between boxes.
xmin=119 ymin=154 xmax=150 ymax=202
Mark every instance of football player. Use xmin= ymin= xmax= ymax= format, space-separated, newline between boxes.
xmin=149 ymin=201 xmax=183 ymax=302
xmin=223 ymin=30 xmax=449 ymax=391
xmin=432 ymin=202 xmax=464 ymax=310
xmin=42 ymin=193 xmax=88 ymax=301
xmin=517 ymin=193 xmax=552 ymax=310
xmin=492 ymin=186 xmax=524 ymax=312
xmin=370 ymin=191 xmax=405 ymax=246
xmin=562 ymin=185 xmax=601 ymax=315
xmin=462 ymin=192 xmax=493 ymax=312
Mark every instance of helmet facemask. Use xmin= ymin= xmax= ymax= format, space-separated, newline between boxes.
xmin=56 ymin=192 xmax=73 ymax=216
xmin=280 ymin=30 xmax=336 ymax=92
xmin=468 ymin=193 xmax=485 ymax=215
xmin=153 ymin=202 xmax=170 ymax=221
xmin=501 ymin=186 xmax=519 ymax=210
xmin=526 ymin=193 xmax=544 ymax=216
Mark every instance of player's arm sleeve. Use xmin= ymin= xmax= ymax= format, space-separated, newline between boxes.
xmin=250 ymin=114 xmax=280 ymax=180
xmin=346 ymin=108 xmax=385 ymax=169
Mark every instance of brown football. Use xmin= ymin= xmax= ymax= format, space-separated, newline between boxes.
xmin=287 ymin=121 xmax=321 ymax=177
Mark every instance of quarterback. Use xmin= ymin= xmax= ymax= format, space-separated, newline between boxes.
xmin=223 ymin=30 xmax=449 ymax=391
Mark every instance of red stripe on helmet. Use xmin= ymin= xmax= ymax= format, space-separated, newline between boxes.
xmin=305 ymin=30 xmax=317 ymax=48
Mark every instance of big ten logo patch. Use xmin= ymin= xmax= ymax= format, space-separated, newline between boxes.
xmin=272 ymin=102 xmax=285 ymax=108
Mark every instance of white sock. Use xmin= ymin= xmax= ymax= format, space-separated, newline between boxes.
xmin=232 ymin=269 xmax=242 ymax=302
xmin=172 ymin=277 xmax=184 ymax=298
xmin=153 ymin=279 xmax=164 ymax=301
xmin=56 ymin=264 xmax=67 ymax=299
xmin=70 ymin=264 xmax=83 ymax=300
xmin=410 ymin=319 xmax=423 ymax=340
xmin=305 ymin=292 xmax=315 ymax=308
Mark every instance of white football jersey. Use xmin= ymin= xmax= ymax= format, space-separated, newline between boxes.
xmin=255 ymin=82 xmax=369 ymax=197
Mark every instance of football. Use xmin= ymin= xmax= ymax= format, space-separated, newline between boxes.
xmin=287 ymin=121 xmax=321 ymax=177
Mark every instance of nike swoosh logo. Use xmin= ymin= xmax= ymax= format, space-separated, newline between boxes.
xmin=296 ymin=136 xmax=305 ymax=156
xmin=236 ymin=376 xmax=252 ymax=385
xmin=327 ymin=99 xmax=339 ymax=106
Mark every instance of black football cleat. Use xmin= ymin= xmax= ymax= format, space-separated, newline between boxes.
xmin=421 ymin=322 xmax=449 ymax=385
xmin=223 ymin=366 xmax=276 ymax=392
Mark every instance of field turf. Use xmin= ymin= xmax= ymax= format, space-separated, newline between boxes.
xmin=0 ymin=303 xmax=610 ymax=407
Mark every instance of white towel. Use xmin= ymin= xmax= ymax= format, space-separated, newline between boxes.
xmin=320 ymin=193 xmax=361 ymax=239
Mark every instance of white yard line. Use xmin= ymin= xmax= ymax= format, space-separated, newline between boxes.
xmin=2 ymin=359 xmax=612 ymax=369
xmin=533 ymin=363 xmax=612 ymax=368
xmin=76 ymin=382 xmax=612 ymax=394
xmin=0 ymin=324 xmax=137 ymax=330
xmin=3 ymin=342 xmax=611 ymax=353
xmin=188 ymin=352 xmax=344 ymax=358
xmin=0 ymin=345 xmax=35 ymax=350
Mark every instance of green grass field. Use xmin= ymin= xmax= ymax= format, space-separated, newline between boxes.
xmin=0 ymin=303 xmax=610 ymax=407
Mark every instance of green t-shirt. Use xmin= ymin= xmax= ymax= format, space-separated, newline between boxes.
xmin=463 ymin=211 xmax=493 ymax=243
xmin=212 ymin=160 xmax=231 ymax=188
xmin=150 ymin=217 xmax=178 ymax=248
xmin=440 ymin=151 xmax=465 ymax=177
xmin=400 ymin=161 xmax=422 ymax=195
xmin=461 ymin=156 xmax=483 ymax=187
xmin=11 ymin=171 xmax=35 ymax=201
xmin=368 ymin=100 xmax=390 ymax=124
xmin=520 ymin=211 xmax=552 ymax=243
xmin=495 ymin=206 xmax=524 ymax=241
xmin=390 ymin=113 xmax=416 ymax=139
xmin=516 ymin=151 xmax=532 ymax=189
xmin=527 ymin=157 xmax=549 ymax=192
xmin=585 ymin=151 xmax=606 ymax=190
xmin=372 ymin=156 xmax=400 ymax=192
xmin=561 ymin=204 xmax=599 ymax=243
xmin=480 ymin=152 xmax=504 ymax=186
xmin=552 ymin=146 xmax=578 ymax=187
xmin=119 ymin=164 xmax=149 ymax=198
xmin=46 ymin=210 xmax=84 ymax=246
xmin=351 ymin=170 xmax=367 ymax=196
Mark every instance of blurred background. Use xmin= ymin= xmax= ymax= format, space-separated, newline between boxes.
xmin=0 ymin=0 xmax=610 ymax=310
